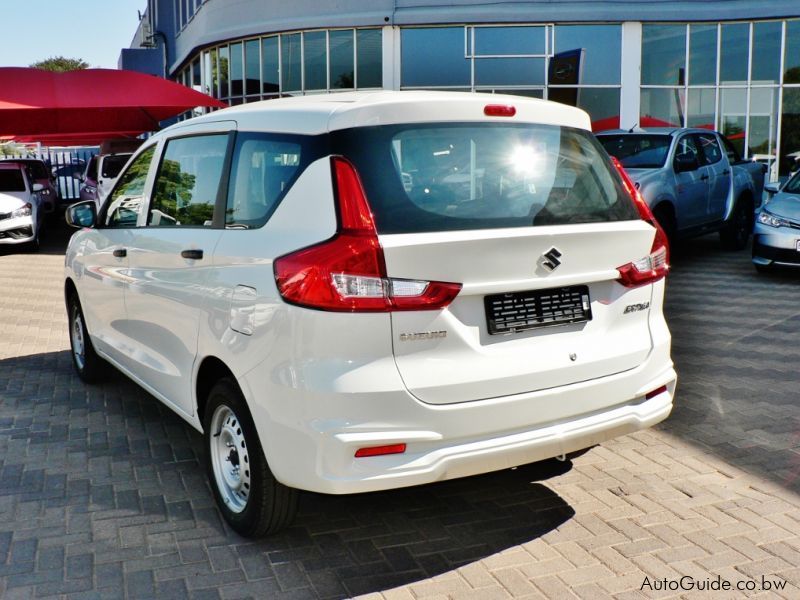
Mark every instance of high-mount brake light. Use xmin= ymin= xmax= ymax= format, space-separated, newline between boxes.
xmin=273 ymin=157 xmax=462 ymax=312
xmin=484 ymin=104 xmax=516 ymax=117
xmin=611 ymin=157 xmax=670 ymax=288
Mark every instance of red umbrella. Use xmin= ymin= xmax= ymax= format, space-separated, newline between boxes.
xmin=0 ymin=67 xmax=227 ymax=140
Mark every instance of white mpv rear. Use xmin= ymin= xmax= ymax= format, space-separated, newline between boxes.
xmin=64 ymin=91 xmax=675 ymax=536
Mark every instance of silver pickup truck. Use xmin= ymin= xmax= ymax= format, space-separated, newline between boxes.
xmin=597 ymin=128 xmax=766 ymax=250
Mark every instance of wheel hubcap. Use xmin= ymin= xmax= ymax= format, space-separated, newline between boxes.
xmin=209 ymin=404 xmax=251 ymax=513
xmin=70 ymin=307 xmax=86 ymax=370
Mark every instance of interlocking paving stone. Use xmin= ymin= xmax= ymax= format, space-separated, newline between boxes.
xmin=2 ymin=225 xmax=800 ymax=598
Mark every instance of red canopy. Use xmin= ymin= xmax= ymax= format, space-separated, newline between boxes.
xmin=0 ymin=67 xmax=227 ymax=144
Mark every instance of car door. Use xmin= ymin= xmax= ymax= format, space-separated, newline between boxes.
xmin=672 ymin=134 xmax=708 ymax=229
xmin=695 ymin=132 xmax=731 ymax=221
xmin=74 ymin=146 xmax=157 ymax=366
xmin=122 ymin=129 xmax=232 ymax=416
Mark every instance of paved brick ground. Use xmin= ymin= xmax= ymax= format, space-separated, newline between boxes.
xmin=1 ymin=223 xmax=800 ymax=599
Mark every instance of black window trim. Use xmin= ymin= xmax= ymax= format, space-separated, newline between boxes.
xmin=693 ymin=132 xmax=723 ymax=167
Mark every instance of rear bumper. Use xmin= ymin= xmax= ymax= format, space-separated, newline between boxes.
xmin=240 ymin=344 xmax=675 ymax=495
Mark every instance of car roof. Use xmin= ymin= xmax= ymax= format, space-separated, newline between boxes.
xmin=154 ymin=90 xmax=592 ymax=139
xmin=0 ymin=161 xmax=26 ymax=170
xmin=0 ymin=158 xmax=46 ymax=165
xmin=597 ymin=127 xmax=717 ymax=137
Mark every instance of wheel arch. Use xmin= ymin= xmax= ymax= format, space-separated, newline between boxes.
xmin=195 ymin=355 xmax=238 ymax=426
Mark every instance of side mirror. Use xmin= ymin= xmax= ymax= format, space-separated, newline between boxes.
xmin=77 ymin=173 xmax=85 ymax=182
xmin=764 ymin=181 xmax=781 ymax=195
xmin=32 ymin=183 xmax=45 ymax=192
xmin=65 ymin=201 xmax=97 ymax=229
xmin=675 ymin=152 xmax=699 ymax=173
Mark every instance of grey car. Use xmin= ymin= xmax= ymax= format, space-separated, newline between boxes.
xmin=597 ymin=128 xmax=766 ymax=250
xmin=752 ymin=172 xmax=800 ymax=272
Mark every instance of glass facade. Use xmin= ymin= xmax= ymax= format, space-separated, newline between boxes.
xmin=169 ymin=16 xmax=800 ymax=180
xmin=400 ymin=25 xmax=622 ymax=130
xmin=175 ymin=28 xmax=384 ymax=107
xmin=641 ymin=19 xmax=800 ymax=179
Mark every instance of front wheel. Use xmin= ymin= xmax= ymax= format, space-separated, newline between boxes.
xmin=720 ymin=199 xmax=751 ymax=251
xmin=204 ymin=379 xmax=298 ymax=537
xmin=67 ymin=293 xmax=109 ymax=383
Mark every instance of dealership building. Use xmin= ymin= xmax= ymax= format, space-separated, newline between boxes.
xmin=121 ymin=0 xmax=800 ymax=179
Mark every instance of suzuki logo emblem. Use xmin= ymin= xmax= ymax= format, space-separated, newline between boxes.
xmin=541 ymin=247 xmax=562 ymax=272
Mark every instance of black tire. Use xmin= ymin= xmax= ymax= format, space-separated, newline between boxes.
xmin=720 ymin=198 xmax=752 ymax=251
xmin=204 ymin=378 xmax=298 ymax=537
xmin=67 ymin=292 xmax=109 ymax=383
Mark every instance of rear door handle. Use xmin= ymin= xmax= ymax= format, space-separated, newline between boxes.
xmin=112 ymin=248 xmax=127 ymax=258
xmin=700 ymin=174 xmax=709 ymax=181
xmin=181 ymin=249 xmax=204 ymax=260
xmin=722 ymin=169 xmax=730 ymax=175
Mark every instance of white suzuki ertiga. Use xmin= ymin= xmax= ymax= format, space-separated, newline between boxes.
xmin=64 ymin=91 xmax=675 ymax=536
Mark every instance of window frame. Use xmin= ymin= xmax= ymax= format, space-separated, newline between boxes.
xmin=694 ymin=132 xmax=724 ymax=166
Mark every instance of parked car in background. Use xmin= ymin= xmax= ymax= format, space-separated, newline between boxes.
xmin=53 ymin=160 xmax=86 ymax=204
xmin=0 ymin=158 xmax=57 ymax=215
xmin=64 ymin=91 xmax=676 ymax=536
xmin=0 ymin=161 xmax=45 ymax=250
xmin=597 ymin=128 xmax=766 ymax=250
xmin=79 ymin=153 xmax=134 ymax=207
xmin=752 ymin=172 xmax=800 ymax=272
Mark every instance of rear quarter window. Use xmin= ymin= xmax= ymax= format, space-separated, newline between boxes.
xmin=334 ymin=123 xmax=638 ymax=234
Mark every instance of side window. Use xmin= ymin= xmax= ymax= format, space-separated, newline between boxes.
xmin=674 ymin=135 xmax=700 ymax=167
xmin=721 ymin=135 xmax=742 ymax=164
xmin=226 ymin=134 xmax=305 ymax=229
xmin=148 ymin=134 xmax=229 ymax=227
xmin=695 ymin=133 xmax=723 ymax=165
xmin=104 ymin=147 xmax=156 ymax=228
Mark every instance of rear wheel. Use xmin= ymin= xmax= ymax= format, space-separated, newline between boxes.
xmin=67 ymin=293 xmax=109 ymax=383
xmin=720 ymin=198 xmax=752 ymax=251
xmin=204 ymin=378 xmax=298 ymax=537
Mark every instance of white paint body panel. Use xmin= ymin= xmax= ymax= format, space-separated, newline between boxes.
xmin=64 ymin=91 xmax=675 ymax=495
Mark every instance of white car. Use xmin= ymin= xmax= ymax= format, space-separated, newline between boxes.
xmin=0 ymin=161 xmax=45 ymax=250
xmin=64 ymin=91 xmax=676 ymax=536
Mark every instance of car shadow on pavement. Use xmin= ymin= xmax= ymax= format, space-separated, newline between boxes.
xmin=660 ymin=234 xmax=800 ymax=497
xmin=0 ymin=349 xmax=576 ymax=599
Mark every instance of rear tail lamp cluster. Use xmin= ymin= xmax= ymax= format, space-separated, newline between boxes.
xmin=611 ymin=156 xmax=670 ymax=288
xmin=274 ymin=157 xmax=462 ymax=312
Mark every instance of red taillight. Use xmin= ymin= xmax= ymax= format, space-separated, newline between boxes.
xmin=354 ymin=443 xmax=406 ymax=458
xmin=611 ymin=157 xmax=670 ymax=288
xmin=274 ymin=157 xmax=462 ymax=312
xmin=484 ymin=104 xmax=516 ymax=117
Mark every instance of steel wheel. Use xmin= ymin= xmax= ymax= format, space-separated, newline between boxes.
xmin=209 ymin=404 xmax=252 ymax=514
xmin=70 ymin=305 xmax=86 ymax=371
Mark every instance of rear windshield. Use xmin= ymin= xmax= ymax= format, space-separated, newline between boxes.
xmin=334 ymin=123 xmax=638 ymax=234
xmin=101 ymin=154 xmax=131 ymax=179
xmin=598 ymin=134 xmax=672 ymax=169
xmin=0 ymin=169 xmax=26 ymax=192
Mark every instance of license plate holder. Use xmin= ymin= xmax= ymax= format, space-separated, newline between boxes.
xmin=485 ymin=285 xmax=592 ymax=335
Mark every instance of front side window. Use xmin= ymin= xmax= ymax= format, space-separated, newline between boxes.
xmin=104 ymin=147 xmax=156 ymax=228
xmin=101 ymin=154 xmax=131 ymax=179
xmin=149 ymin=134 xmax=229 ymax=227
xmin=695 ymin=133 xmax=723 ymax=165
xmin=226 ymin=133 xmax=320 ymax=229
xmin=335 ymin=123 xmax=638 ymax=234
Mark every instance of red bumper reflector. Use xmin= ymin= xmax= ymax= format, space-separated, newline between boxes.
xmin=354 ymin=443 xmax=407 ymax=458
xmin=645 ymin=385 xmax=668 ymax=400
